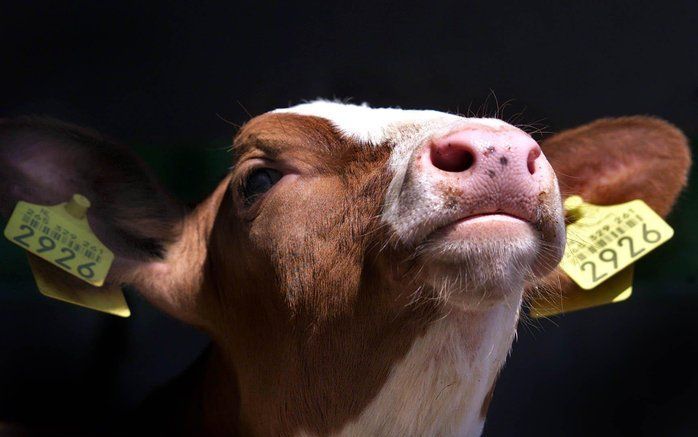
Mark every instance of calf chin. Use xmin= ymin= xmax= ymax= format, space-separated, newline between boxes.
xmin=406 ymin=226 xmax=539 ymax=309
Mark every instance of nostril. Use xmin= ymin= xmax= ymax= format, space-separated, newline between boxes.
xmin=430 ymin=143 xmax=475 ymax=173
xmin=527 ymin=146 xmax=541 ymax=175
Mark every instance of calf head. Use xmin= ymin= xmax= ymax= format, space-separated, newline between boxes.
xmin=0 ymin=102 xmax=690 ymax=436
xmin=212 ymin=103 xmax=565 ymax=324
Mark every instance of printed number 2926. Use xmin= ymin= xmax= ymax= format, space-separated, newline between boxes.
xmin=13 ymin=225 xmax=97 ymax=279
xmin=581 ymin=223 xmax=661 ymax=283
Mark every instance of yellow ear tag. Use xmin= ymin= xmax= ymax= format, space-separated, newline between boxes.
xmin=4 ymin=194 xmax=114 ymax=286
xmin=529 ymin=195 xmax=672 ymax=318
xmin=529 ymin=266 xmax=634 ymax=318
xmin=3 ymin=194 xmax=130 ymax=317
xmin=27 ymin=255 xmax=131 ymax=318
xmin=561 ymin=196 xmax=673 ymax=289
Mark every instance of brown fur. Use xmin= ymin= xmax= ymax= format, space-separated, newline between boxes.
xmin=171 ymin=113 xmax=442 ymax=435
xmin=0 ymin=112 xmax=691 ymax=436
xmin=542 ymin=116 xmax=690 ymax=216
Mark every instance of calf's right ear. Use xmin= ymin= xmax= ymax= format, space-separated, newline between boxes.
xmin=0 ymin=117 xmax=207 ymax=325
xmin=542 ymin=116 xmax=691 ymax=216
xmin=531 ymin=116 xmax=691 ymax=313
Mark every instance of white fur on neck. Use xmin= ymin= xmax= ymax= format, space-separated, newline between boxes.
xmin=335 ymin=293 xmax=522 ymax=437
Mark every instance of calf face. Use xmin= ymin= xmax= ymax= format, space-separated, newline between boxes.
xmin=214 ymin=103 xmax=565 ymax=322
xmin=0 ymin=101 xmax=690 ymax=436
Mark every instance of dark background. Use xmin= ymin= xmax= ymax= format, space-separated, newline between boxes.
xmin=1 ymin=1 xmax=697 ymax=435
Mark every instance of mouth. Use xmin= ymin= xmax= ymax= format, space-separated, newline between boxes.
xmin=454 ymin=212 xmax=529 ymax=224
xmin=427 ymin=212 xmax=532 ymax=240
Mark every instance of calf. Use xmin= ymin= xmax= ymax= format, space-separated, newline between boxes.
xmin=0 ymin=101 xmax=690 ymax=436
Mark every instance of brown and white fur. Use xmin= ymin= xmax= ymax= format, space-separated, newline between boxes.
xmin=0 ymin=101 xmax=691 ymax=436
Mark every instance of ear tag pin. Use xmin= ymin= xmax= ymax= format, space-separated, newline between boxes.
xmin=530 ymin=196 xmax=674 ymax=318
xmin=4 ymin=194 xmax=130 ymax=317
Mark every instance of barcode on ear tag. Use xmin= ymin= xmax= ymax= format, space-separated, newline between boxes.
xmin=560 ymin=197 xmax=673 ymax=290
xmin=3 ymin=195 xmax=114 ymax=287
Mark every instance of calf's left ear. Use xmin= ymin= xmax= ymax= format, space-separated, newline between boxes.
xmin=533 ymin=116 xmax=691 ymax=300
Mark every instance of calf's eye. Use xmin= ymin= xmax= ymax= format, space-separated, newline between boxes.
xmin=241 ymin=168 xmax=282 ymax=206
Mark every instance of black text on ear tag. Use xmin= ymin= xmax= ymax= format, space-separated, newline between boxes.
xmin=530 ymin=195 xmax=673 ymax=318
xmin=4 ymin=194 xmax=130 ymax=317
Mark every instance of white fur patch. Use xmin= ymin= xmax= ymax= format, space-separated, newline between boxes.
xmin=275 ymin=100 xmax=508 ymax=146
xmin=336 ymin=300 xmax=521 ymax=437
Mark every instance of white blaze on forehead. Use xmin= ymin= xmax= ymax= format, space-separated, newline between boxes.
xmin=274 ymin=100 xmax=509 ymax=145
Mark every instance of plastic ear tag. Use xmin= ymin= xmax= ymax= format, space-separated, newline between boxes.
xmin=3 ymin=194 xmax=114 ymax=286
xmin=3 ymin=195 xmax=129 ymax=317
xmin=27 ymin=255 xmax=131 ymax=318
xmin=529 ymin=266 xmax=633 ymax=318
xmin=560 ymin=196 xmax=673 ymax=290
